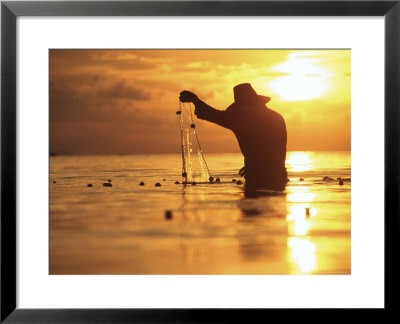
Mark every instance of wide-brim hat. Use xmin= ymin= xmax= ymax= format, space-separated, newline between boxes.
xmin=233 ymin=83 xmax=270 ymax=105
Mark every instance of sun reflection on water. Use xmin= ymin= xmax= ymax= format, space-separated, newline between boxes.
xmin=286 ymin=190 xmax=317 ymax=236
xmin=287 ymin=191 xmax=315 ymax=203
xmin=286 ymin=152 xmax=313 ymax=172
xmin=286 ymin=185 xmax=318 ymax=273
xmin=287 ymin=208 xmax=310 ymax=236
xmin=288 ymin=237 xmax=316 ymax=273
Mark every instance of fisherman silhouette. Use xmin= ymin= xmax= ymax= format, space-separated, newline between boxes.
xmin=179 ymin=83 xmax=288 ymax=197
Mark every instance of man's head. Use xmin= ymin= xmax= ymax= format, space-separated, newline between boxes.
xmin=233 ymin=83 xmax=270 ymax=105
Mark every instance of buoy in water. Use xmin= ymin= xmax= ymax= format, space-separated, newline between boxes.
xmin=108 ymin=179 xmax=111 ymax=183
xmin=155 ymin=183 xmax=161 ymax=187
xmin=53 ymin=181 xmax=56 ymax=184
xmin=215 ymin=178 xmax=220 ymax=182
xmin=236 ymin=180 xmax=242 ymax=185
xmin=139 ymin=182 xmax=145 ymax=186
xmin=165 ymin=210 xmax=173 ymax=220
xmin=103 ymin=183 xmax=112 ymax=187
xmin=190 ymin=123 xmax=196 ymax=128
xmin=176 ymin=111 xmax=182 ymax=115
xmin=175 ymin=181 xmax=180 ymax=184
xmin=339 ymin=179 xmax=344 ymax=185
xmin=305 ymin=207 xmax=310 ymax=216
xmin=163 ymin=179 xmax=166 ymax=181
xmin=299 ymin=178 xmax=304 ymax=182
xmin=87 ymin=184 xmax=93 ymax=187
xmin=209 ymin=176 xmax=214 ymax=182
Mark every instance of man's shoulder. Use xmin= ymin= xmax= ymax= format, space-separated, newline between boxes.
xmin=266 ymin=107 xmax=285 ymax=120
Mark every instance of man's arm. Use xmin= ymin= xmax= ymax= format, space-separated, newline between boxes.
xmin=179 ymin=90 xmax=232 ymax=130
xmin=193 ymin=99 xmax=233 ymax=129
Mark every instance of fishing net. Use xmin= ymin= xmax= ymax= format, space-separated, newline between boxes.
xmin=176 ymin=102 xmax=211 ymax=183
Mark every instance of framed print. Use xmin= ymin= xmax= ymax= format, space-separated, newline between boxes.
xmin=1 ymin=0 xmax=399 ymax=322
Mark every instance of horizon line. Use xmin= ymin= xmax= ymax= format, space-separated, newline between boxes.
xmin=50 ymin=150 xmax=351 ymax=156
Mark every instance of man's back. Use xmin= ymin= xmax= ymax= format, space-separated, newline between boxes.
xmin=225 ymin=103 xmax=287 ymax=190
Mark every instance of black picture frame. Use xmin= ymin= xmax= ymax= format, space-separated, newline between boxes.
xmin=1 ymin=0 xmax=399 ymax=322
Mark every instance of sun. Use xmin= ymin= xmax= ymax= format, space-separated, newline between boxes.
xmin=269 ymin=52 xmax=329 ymax=101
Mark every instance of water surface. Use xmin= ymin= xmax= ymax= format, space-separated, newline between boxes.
xmin=50 ymin=151 xmax=351 ymax=275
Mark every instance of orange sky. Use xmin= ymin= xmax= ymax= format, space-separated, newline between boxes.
xmin=50 ymin=49 xmax=350 ymax=154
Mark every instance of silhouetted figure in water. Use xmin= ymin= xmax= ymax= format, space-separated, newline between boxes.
xmin=179 ymin=83 xmax=288 ymax=197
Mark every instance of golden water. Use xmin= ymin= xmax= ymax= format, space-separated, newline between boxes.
xmin=50 ymin=152 xmax=350 ymax=274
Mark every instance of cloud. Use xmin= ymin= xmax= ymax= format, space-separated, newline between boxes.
xmin=50 ymin=80 xmax=157 ymax=124
xmin=50 ymin=50 xmax=172 ymax=76
xmin=99 ymin=81 xmax=151 ymax=100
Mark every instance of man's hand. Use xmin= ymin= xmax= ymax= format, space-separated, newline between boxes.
xmin=179 ymin=90 xmax=198 ymax=103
